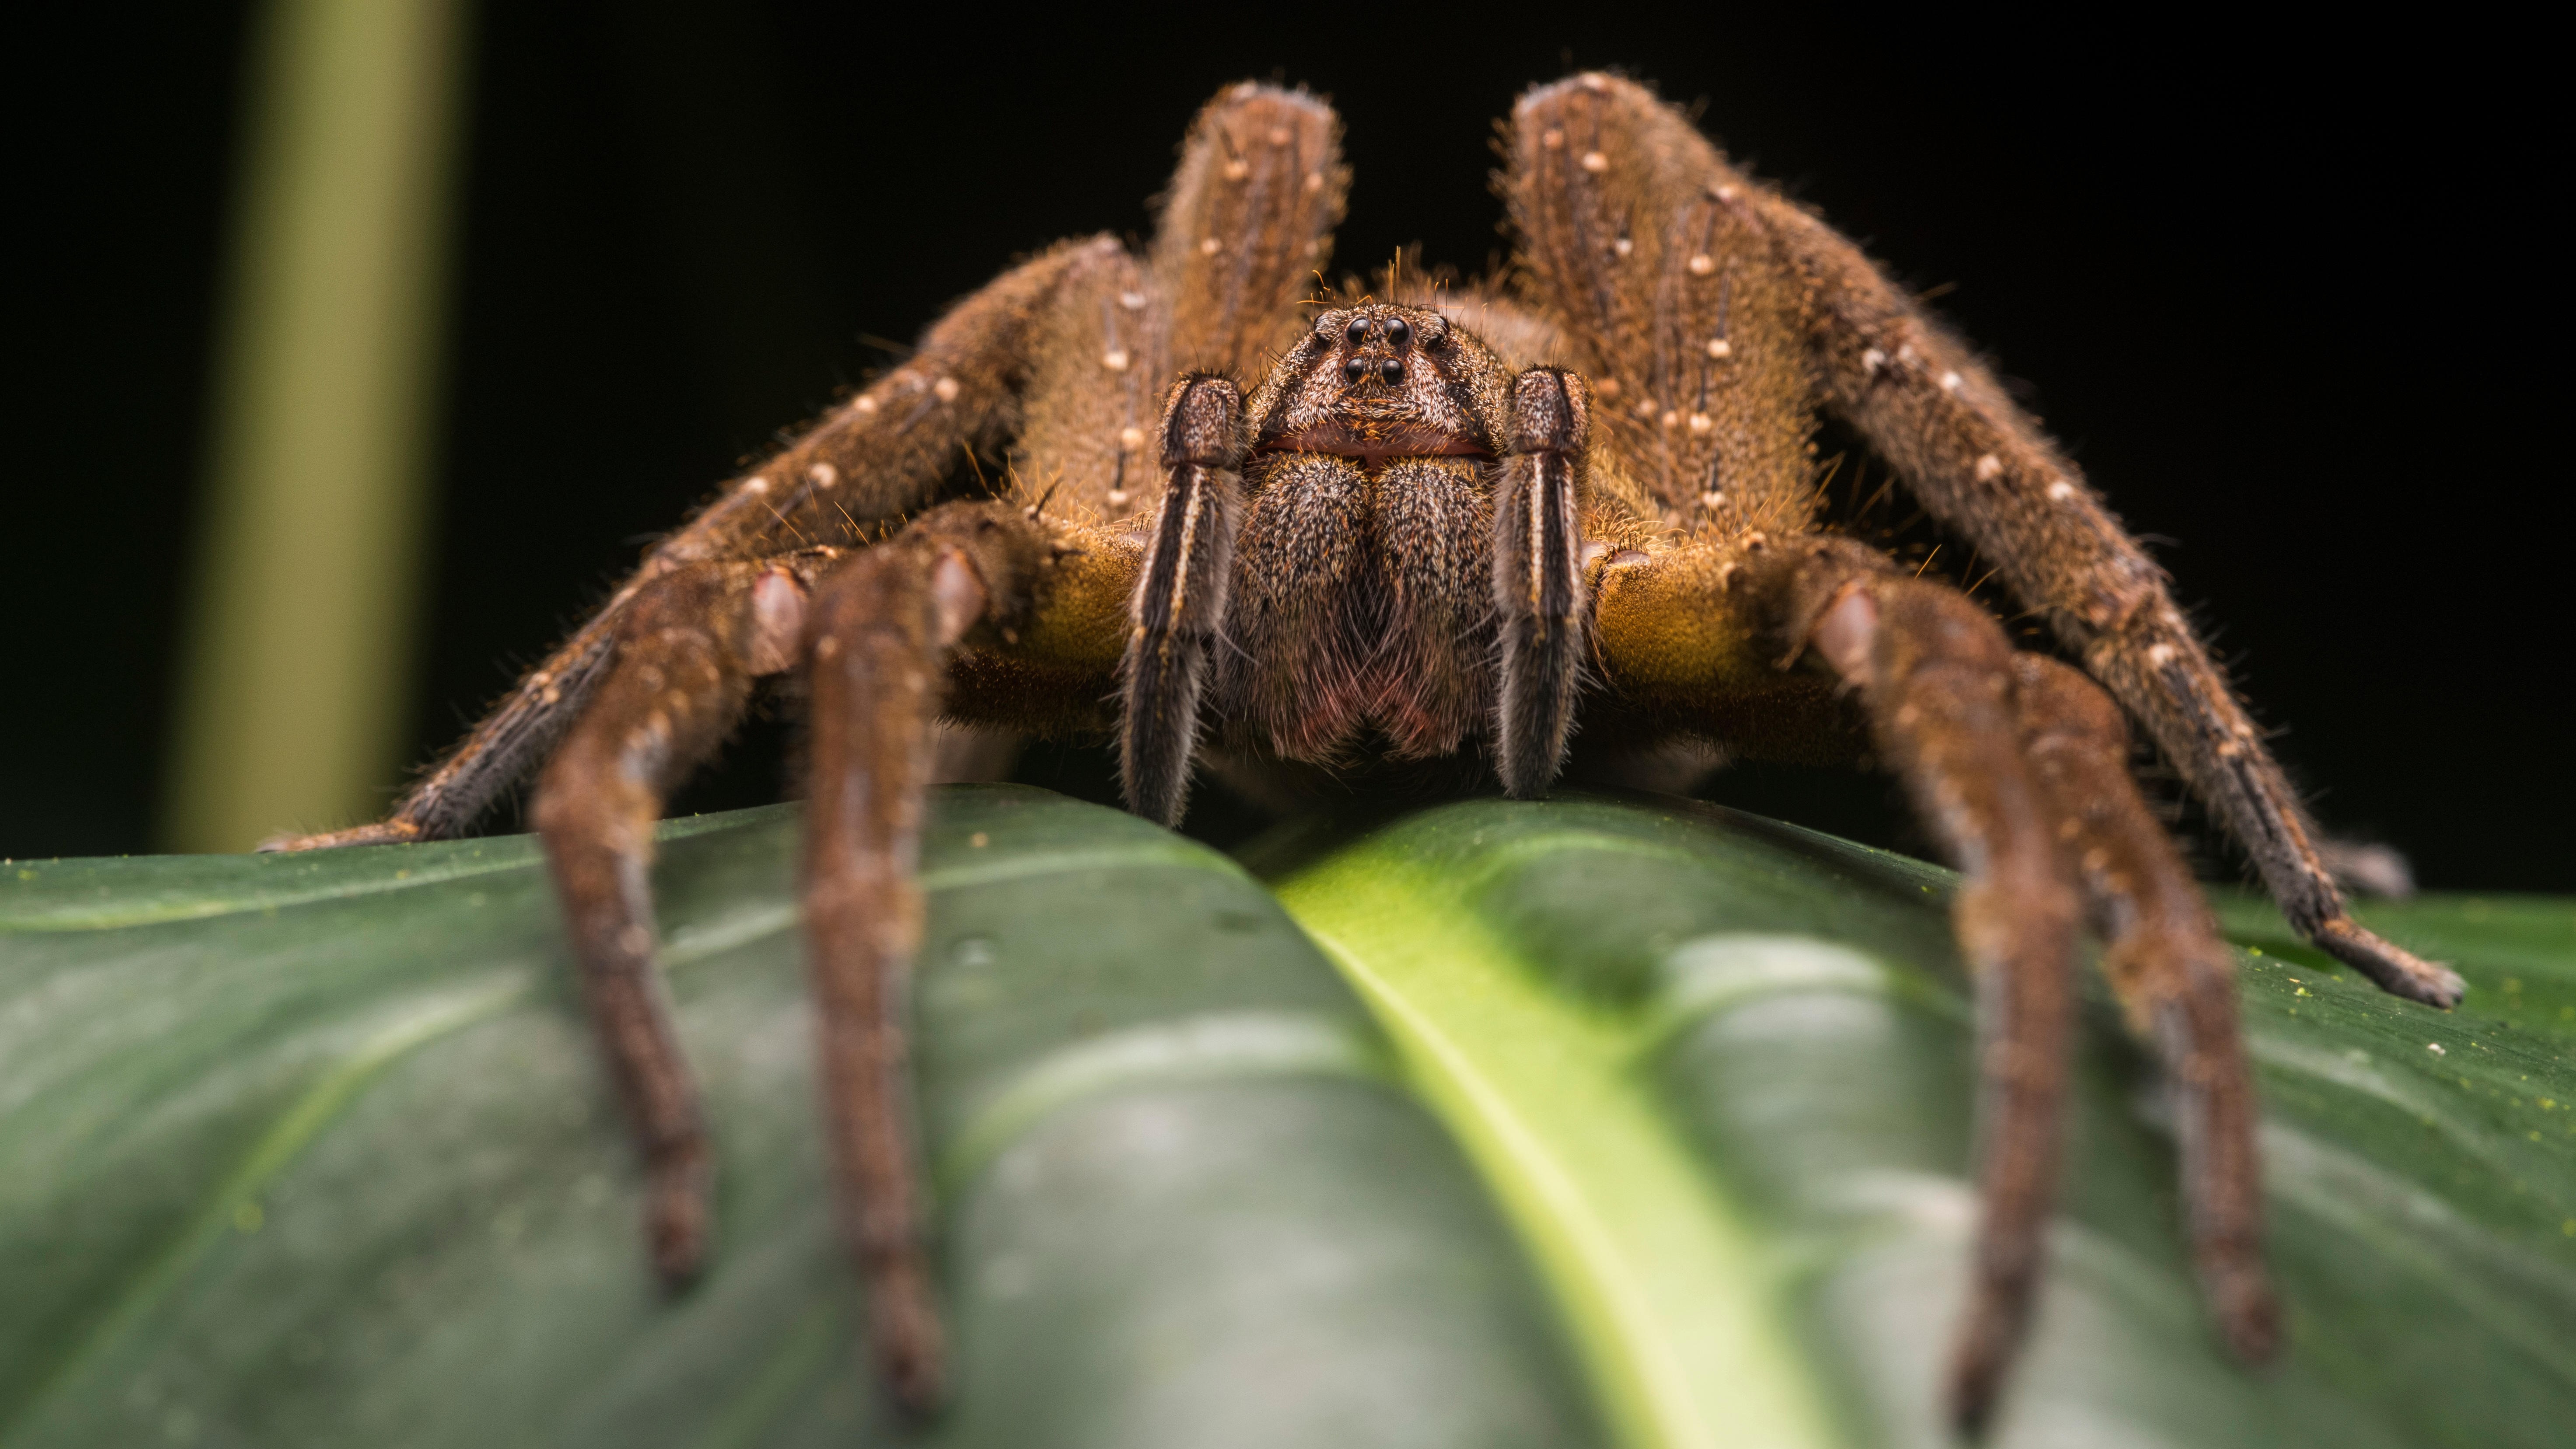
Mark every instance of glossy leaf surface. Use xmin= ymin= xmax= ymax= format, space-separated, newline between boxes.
xmin=3 ymin=788 xmax=2568 ymax=1448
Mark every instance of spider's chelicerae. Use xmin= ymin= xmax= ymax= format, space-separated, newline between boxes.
xmin=277 ymin=74 xmax=2462 ymax=1431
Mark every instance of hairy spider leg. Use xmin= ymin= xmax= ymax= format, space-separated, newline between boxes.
xmin=798 ymin=501 xmax=1092 ymax=1411
xmin=265 ymin=237 xmax=1128 ymax=851
xmin=530 ymin=551 xmax=840 ymax=1283
xmin=1798 ymin=557 xmax=2088 ymax=1433
xmin=2008 ymin=654 xmax=2276 ymax=1361
xmin=1598 ymin=533 xmax=2086 ymax=1429
xmin=1505 ymin=76 xmax=1820 ymax=540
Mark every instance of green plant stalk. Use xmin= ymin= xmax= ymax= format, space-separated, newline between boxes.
xmin=166 ymin=0 xmax=471 ymax=852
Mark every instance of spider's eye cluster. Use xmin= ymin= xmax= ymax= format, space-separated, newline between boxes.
xmin=1386 ymin=318 xmax=1411 ymax=348
xmin=1345 ymin=319 xmax=1368 ymax=347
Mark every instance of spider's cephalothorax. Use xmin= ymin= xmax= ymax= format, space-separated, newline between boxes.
xmin=1214 ymin=304 xmax=1518 ymax=770
xmin=274 ymin=75 xmax=2464 ymax=1431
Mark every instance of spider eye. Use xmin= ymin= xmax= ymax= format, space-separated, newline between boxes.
xmin=1346 ymin=319 xmax=1368 ymax=347
xmin=1386 ymin=319 xmax=1411 ymax=348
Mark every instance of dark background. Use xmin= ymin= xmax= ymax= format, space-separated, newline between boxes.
xmin=12 ymin=5 xmax=2566 ymax=889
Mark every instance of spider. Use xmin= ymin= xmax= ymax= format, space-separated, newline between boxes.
xmin=273 ymin=73 xmax=2463 ymax=1432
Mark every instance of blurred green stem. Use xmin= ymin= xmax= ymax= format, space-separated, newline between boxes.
xmin=166 ymin=0 xmax=470 ymax=852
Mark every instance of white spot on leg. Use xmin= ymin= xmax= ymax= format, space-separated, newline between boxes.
xmin=1102 ymin=348 xmax=1130 ymax=372
xmin=1223 ymin=158 xmax=1250 ymax=181
xmin=1634 ymin=398 xmax=1658 ymax=420
xmin=1613 ymin=236 xmax=1634 ymax=258
xmin=854 ymin=396 xmax=879 ymax=416
xmin=932 ymin=376 xmax=961 ymax=403
xmin=1687 ymin=412 xmax=1712 ymax=435
xmin=930 ymin=551 xmax=987 ymax=646
xmin=1581 ymin=151 xmax=1609 ymax=173
xmin=1861 ymin=348 xmax=1886 ymax=375
xmin=742 ymin=476 xmax=770 ymax=496
xmin=1974 ymin=453 xmax=2003 ymax=481
xmin=2046 ymin=480 xmax=2078 ymax=502
xmin=1106 ymin=490 xmax=1129 ymax=509
xmin=1700 ymin=489 xmax=1727 ymax=509
xmin=1266 ymin=126 xmax=1292 ymax=146
xmin=1541 ymin=128 xmax=1565 ymax=150
xmin=1939 ymin=370 xmax=1964 ymax=393
xmin=1304 ymin=171 xmax=1324 ymax=192
xmin=1715 ymin=185 xmax=1739 ymax=202
xmin=1199 ymin=236 xmax=1221 ymax=255
xmin=1812 ymin=586 xmax=1879 ymax=685
xmin=1687 ymin=254 xmax=1714 ymax=275
xmin=807 ymin=462 xmax=838 ymax=489
xmin=2146 ymin=643 xmax=2178 ymax=667
xmin=745 ymin=568 xmax=810 ymax=676
xmin=1119 ymin=290 xmax=1147 ymax=310
xmin=1119 ymin=426 xmax=1146 ymax=451
xmin=1596 ymin=377 xmax=1621 ymax=398
xmin=1707 ymin=338 xmax=1732 ymax=358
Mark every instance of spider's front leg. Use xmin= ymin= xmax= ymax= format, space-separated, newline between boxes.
xmin=531 ymin=550 xmax=842 ymax=1282
xmin=798 ymin=499 xmax=1106 ymax=1411
xmin=1593 ymin=536 xmax=2277 ymax=1432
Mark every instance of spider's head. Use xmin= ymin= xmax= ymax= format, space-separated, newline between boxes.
xmin=1245 ymin=303 xmax=1513 ymax=465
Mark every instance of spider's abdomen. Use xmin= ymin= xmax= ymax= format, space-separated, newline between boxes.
xmin=1212 ymin=452 xmax=1496 ymax=764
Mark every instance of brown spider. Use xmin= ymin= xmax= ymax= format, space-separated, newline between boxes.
xmin=273 ymin=74 xmax=2463 ymax=1432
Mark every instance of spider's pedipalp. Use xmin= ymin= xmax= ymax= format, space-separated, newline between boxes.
xmin=1495 ymin=367 xmax=1593 ymax=796
xmin=1119 ymin=376 xmax=1245 ymax=825
xmin=530 ymin=551 xmax=841 ymax=1285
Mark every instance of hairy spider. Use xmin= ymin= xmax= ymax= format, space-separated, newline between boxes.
xmin=274 ymin=74 xmax=2463 ymax=1431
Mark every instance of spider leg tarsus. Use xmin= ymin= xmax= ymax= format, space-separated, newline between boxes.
xmin=2311 ymin=916 xmax=2466 ymax=1007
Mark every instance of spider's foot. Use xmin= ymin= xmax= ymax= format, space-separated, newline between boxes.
xmin=2203 ymin=1257 xmax=2283 ymax=1365
xmin=870 ymin=1257 xmax=948 ymax=1418
xmin=645 ymin=1149 xmax=714 ymax=1288
xmin=257 ymin=819 xmax=424 ymax=853
xmin=2313 ymin=916 xmax=2466 ymax=1008
xmin=1945 ymin=1305 xmax=2015 ymax=1439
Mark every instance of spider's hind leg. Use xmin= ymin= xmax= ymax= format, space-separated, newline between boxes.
xmin=531 ymin=551 xmax=839 ymax=1283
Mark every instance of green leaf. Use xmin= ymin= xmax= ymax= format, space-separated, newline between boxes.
xmin=0 ymin=788 xmax=1598 ymax=1449
xmin=1270 ymin=795 xmax=2576 ymax=1449
xmin=4 ymin=788 xmax=2570 ymax=1448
